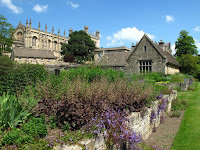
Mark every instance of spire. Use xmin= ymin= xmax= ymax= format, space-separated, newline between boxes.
xmin=52 ymin=26 xmax=54 ymax=34
xmin=38 ymin=21 xmax=41 ymax=31
xmin=58 ymin=28 xmax=60 ymax=36
xmin=45 ymin=24 xmax=47 ymax=32
xmin=26 ymin=19 xmax=28 ymax=27
xmin=29 ymin=19 xmax=32 ymax=28
xmin=64 ymin=30 xmax=65 ymax=37
xmin=19 ymin=20 xmax=21 ymax=25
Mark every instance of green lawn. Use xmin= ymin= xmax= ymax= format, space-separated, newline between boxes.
xmin=171 ymin=82 xmax=200 ymax=150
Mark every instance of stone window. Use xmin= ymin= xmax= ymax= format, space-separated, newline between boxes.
xmin=19 ymin=57 xmax=21 ymax=60
xmin=139 ymin=60 xmax=152 ymax=73
xmin=41 ymin=58 xmax=43 ymax=62
xmin=17 ymin=32 xmax=23 ymax=41
xmin=54 ymin=41 xmax=57 ymax=50
xmin=32 ymin=36 xmax=37 ymax=46
xmin=48 ymin=40 xmax=51 ymax=50
xmin=144 ymin=46 xmax=147 ymax=52
xmin=97 ymin=53 xmax=101 ymax=58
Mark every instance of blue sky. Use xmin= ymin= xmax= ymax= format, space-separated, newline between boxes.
xmin=1 ymin=0 xmax=200 ymax=54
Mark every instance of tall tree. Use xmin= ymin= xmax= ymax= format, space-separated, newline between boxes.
xmin=0 ymin=15 xmax=15 ymax=55
xmin=61 ymin=30 xmax=96 ymax=63
xmin=175 ymin=30 xmax=197 ymax=57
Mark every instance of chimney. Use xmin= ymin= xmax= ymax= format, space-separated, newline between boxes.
xmin=158 ymin=40 xmax=165 ymax=51
xmin=131 ymin=43 xmax=135 ymax=50
xmin=58 ymin=28 xmax=60 ymax=36
xmin=64 ymin=30 xmax=65 ymax=37
xmin=84 ymin=26 xmax=88 ymax=33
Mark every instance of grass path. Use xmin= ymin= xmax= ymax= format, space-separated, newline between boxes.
xmin=171 ymin=82 xmax=200 ymax=150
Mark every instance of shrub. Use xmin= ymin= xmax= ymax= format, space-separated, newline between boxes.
xmin=0 ymin=63 xmax=48 ymax=95
xmin=171 ymin=73 xmax=185 ymax=83
xmin=1 ymin=128 xmax=33 ymax=146
xmin=0 ymin=93 xmax=31 ymax=130
xmin=171 ymin=98 xmax=187 ymax=111
xmin=171 ymin=111 xmax=181 ymax=118
xmin=33 ymin=78 xmax=154 ymax=130
xmin=22 ymin=116 xmax=47 ymax=138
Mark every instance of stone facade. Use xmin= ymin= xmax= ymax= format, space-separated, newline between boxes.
xmin=95 ymin=34 xmax=180 ymax=74
xmin=12 ymin=19 xmax=100 ymax=64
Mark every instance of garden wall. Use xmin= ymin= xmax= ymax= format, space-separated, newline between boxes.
xmin=54 ymin=91 xmax=177 ymax=150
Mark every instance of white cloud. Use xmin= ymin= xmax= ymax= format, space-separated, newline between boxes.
xmin=67 ymin=1 xmax=79 ymax=8
xmin=171 ymin=43 xmax=176 ymax=55
xmin=194 ymin=26 xmax=200 ymax=32
xmin=33 ymin=4 xmax=48 ymax=13
xmin=166 ymin=15 xmax=175 ymax=23
xmin=0 ymin=0 xmax=23 ymax=14
xmin=106 ymin=27 xmax=155 ymax=47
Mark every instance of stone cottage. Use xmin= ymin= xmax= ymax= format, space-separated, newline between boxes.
xmin=95 ymin=34 xmax=180 ymax=74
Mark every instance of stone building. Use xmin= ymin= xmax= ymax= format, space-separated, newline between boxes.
xmin=95 ymin=34 xmax=180 ymax=74
xmin=12 ymin=19 xmax=100 ymax=65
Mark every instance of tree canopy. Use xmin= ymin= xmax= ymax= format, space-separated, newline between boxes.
xmin=61 ymin=30 xmax=96 ymax=63
xmin=0 ymin=15 xmax=15 ymax=55
xmin=175 ymin=30 xmax=197 ymax=57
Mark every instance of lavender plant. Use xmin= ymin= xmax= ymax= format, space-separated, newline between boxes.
xmin=84 ymin=107 xmax=142 ymax=149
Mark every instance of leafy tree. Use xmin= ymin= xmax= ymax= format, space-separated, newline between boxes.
xmin=178 ymin=54 xmax=200 ymax=79
xmin=61 ymin=30 xmax=96 ymax=63
xmin=0 ymin=15 xmax=15 ymax=55
xmin=175 ymin=30 xmax=198 ymax=57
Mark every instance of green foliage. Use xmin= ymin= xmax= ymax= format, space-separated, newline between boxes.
xmin=177 ymin=54 xmax=200 ymax=79
xmin=0 ymin=93 xmax=31 ymax=130
xmin=188 ymin=81 xmax=196 ymax=91
xmin=1 ymin=128 xmax=33 ymax=146
xmin=171 ymin=98 xmax=187 ymax=111
xmin=175 ymin=30 xmax=198 ymax=57
xmin=0 ymin=62 xmax=48 ymax=95
xmin=171 ymin=73 xmax=185 ymax=83
xmin=61 ymin=30 xmax=96 ymax=63
xmin=0 ymin=15 xmax=15 ymax=55
xmin=22 ymin=116 xmax=47 ymax=138
xmin=171 ymin=111 xmax=181 ymax=118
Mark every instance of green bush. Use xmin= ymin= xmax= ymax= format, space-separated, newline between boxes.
xmin=171 ymin=98 xmax=187 ymax=111
xmin=1 ymin=128 xmax=33 ymax=146
xmin=171 ymin=73 xmax=185 ymax=83
xmin=132 ymin=72 xmax=168 ymax=82
xmin=22 ymin=116 xmax=47 ymax=138
xmin=0 ymin=93 xmax=31 ymax=130
xmin=171 ymin=111 xmax=181 ymax=118
xmin=0 ymin=62 xmax=48 ymax=95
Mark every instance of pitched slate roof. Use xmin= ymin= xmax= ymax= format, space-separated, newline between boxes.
xmin=97 ymin=51 xmax=131 ymax=67
xmin=13 ymin=47 xmax=57 ymax=59
xmin=94 ymin=46 xmax=131 ymax=52
xmin=127 ymin=34 xmax=180 ymax=67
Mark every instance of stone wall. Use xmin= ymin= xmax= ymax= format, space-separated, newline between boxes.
xmin=54 ymin=91 xmax=177 ymax=150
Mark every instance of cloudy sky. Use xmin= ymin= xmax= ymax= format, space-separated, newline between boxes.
xmin=1 ymin=0 xmax=200 ymax=54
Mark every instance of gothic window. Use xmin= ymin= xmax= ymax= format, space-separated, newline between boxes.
xmin=48 ymin=40 xmax=51 ymax=49
xmin=41 ymin=40 xmax=44 ymax=49
xmin=32 ymin=36 xmax=37 ymax=46
xmin=54 ymin=41 xmax=57 ymax=50
xmin=17 ymin=32 xmax=23 ymax=41
xmin=139 ymin=60 xmax=152 ymax=73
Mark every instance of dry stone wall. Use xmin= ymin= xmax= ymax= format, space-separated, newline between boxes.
xmin=54 ymin=91 xmax=177 ymax=150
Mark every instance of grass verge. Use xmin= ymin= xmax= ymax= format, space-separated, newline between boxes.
xmin=171 ymin=82 xmax=200 ymax=150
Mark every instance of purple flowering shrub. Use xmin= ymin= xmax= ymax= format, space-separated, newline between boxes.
xmin=84 ymin=107 xmax=142 ymax=149
xmin=150 ymin=110 xmax=156 ymax=124
xmin=33 ymin=78 xmax=154 ymax=130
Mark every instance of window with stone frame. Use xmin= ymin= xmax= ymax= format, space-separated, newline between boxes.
xmin=139 ymin=60 xmax=152 ymax=73
xmin=32 ymin=36 xmax=37 ymax=46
